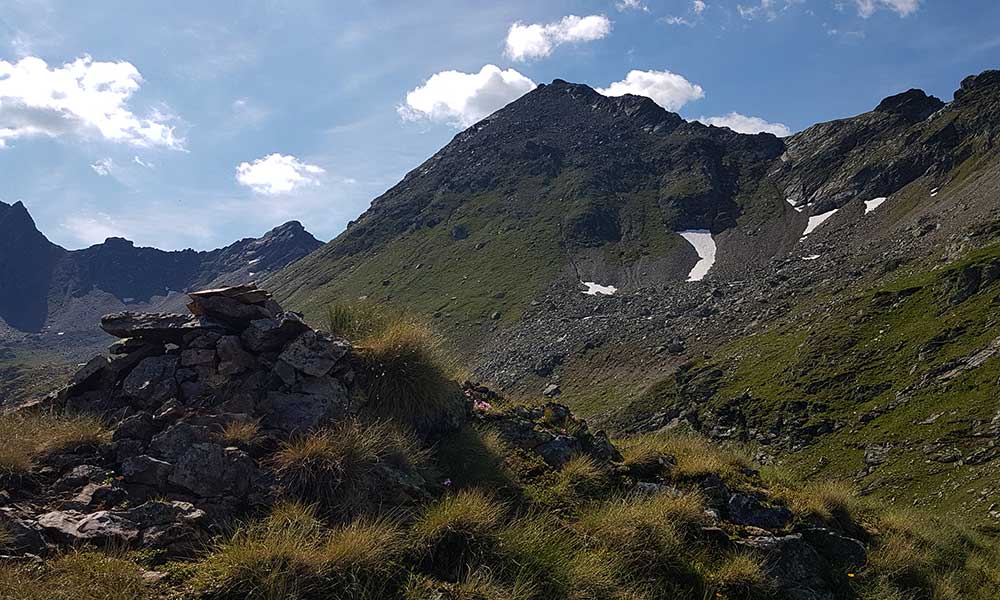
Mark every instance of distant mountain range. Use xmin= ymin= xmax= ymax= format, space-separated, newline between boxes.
xmin=0 ymin=201 xmax=322 ymax=399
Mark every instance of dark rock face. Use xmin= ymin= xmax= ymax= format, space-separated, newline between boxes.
xmin=874 ymin=89 xmax=944 ymax=121
xmin=0 ymin=200 xmax=59 ymax=331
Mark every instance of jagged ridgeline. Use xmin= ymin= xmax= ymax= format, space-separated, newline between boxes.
xmin=2 ymin=284 xmax=999 ymax=599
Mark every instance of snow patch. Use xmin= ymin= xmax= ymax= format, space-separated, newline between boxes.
xmin=864 ymin=197 xmax=887 ymax=214
xmin=581 ymin=281 xmax=617 ymax=296
xmin=930 ymin=187 xmax=939 ymax=197
xmin=248 ymin=258 xmax=261 ymax=265
xmin=785 ymin=198 xmax=805 ymax=212
xmin=678 ymin=229 xmax=717 ymax=282
xmin=801 ymin=209 xmax=838 ymax=237
xmin=802 ymin=255 xmax=820 ymax=261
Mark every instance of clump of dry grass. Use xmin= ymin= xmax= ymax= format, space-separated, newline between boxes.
xmin=618 ymin=432 xmax=752 ymax=481
xmin=192 ymin=501 xmax=405 ymax=600
xmin=219 ymin=419 xmax=260 ymax=446
xmin=356 ymin=319 xmax=464 ymax=432
xmin=413 ymin=489 xmax=507 ymax=578
xmin=271 ymin=420 xmax=425 ymax=516
xmin=544 ymin=455 xmax=611 ymax=506
xmin=0 ymin=550 xmax=151 ymax=600
xmin=0 ymin=411 xmax=105 ymax=478
xmin=707 ymin=553 xmax=774 ymax=598
xmin=787 ymin=480 xmax=870 ymax=527
xmin=403 ymin=569 xmax=536 ymax=600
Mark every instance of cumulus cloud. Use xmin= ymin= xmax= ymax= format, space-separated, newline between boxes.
xmin=398 ymin=64 xmax=537 ymax=128
xmin=615 ymin=0 xmax=649 ymax=12
xmin=737 ymin=0 xmax=801 ymax=20
xmin=596 ymin=69 xmax=705 ymax=112
xmin=0 ymin=55 xmax=181 ymax=149
xmin=90 ymin=158 xmax=114 ymax=176
xmin=504 ymin=15 xmax=611 ymax=61
xmin=697 ymin=112 xmax=791 ymax=136
xmin=693 ymin=0 xmax=707 ymax=14
xmin=236 ymin=153 xmax=325 ymax=195
xmin=662 ymin=16 xmax=694 ymax=26
xmin=855 ymin=0 xmax=919 ymax=17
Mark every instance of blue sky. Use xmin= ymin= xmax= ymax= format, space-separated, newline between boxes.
xmin=0 ymin=0 xmax=997 ymax=250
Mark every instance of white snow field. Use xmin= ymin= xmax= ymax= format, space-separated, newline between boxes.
xmin=803 ymin=255 xmax=820 ymax=261
xmin=864 ymin=197 xmax=888 ymax=214
xmin=785 ymin=198 xmax=805 ymax=212
xmin=581 ymin=281 xmax=617 ymax=296
xmin=678 ymin=229 xmax=717 ymax=282
xmin=801 ymin=208 xmax=838 ymax=237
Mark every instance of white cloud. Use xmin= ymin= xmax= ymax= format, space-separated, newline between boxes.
xmin=236 ymin=153 xmax=325 ymax=195
xmin=90 ymin=157 xmax=114 ymax=176
xmin=596 ymin=69 xmax=705 ymax=112
xmin=60 ymin=213 xmax=127 ymax=246
xmin=133 ymin=155 xmax=154 ymax=169
xmin=693 ymin=0 xmax=707 ymax=14
xmin=615 ymin=0 xmax=649 ymax=12
xmin=662 ymin=16 xmax=694 ymax=26
xmin=504 ymin=15 xmax=611 ymax=61
xmin=855 ymin=0 xmax=919 ymax=17
xmin=398 ymin=64 xmax=537 ymax=128
xmin=737 ymin=0 xmax=802 ymax=20
xmin=0 ymin=55 xmax=182 ymax=149
xmin=697 ymin=112 xmax=792 ymax=136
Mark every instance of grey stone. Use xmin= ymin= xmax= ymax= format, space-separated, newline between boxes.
xmin=169 ymin=443 xmax=258 ymax=498
xmin=112 ymin=413 xmax=156 ymax=443
xmin=241 ymin=312 xmax=309 ymax=352
xmin=53 ymin=465 xmax=108 ymax=492
xmin=187 ymin=294 xmax=273 ymax=322
xmin=800 ymin=527 xmax=867 ymax=571
xmin=180 ymin=348 xmax=216 ymax=367
xmin=100 ymin=312 xmax=226 ymax=342
xmin=542 ymin=383 xmax=561 ymax=397
xmin=216 ymin=335 xmax=256 ymax=377
xmin=121 ymin=455 xmax=173 ymax=487
xmin=121 ymin=355 xmax=178 ymax=409
xmin=727 ymin=493 xmax=793 ymax=529
xmin=278 ymin=330 xmax=349 ymax=377
xmin=266 ymin=389 xmax=346 ymax=434
xmin=149 ymin=423 xmax=211 ymax=460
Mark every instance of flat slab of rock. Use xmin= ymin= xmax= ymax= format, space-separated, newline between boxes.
xmin=188 ymin=284 xmax=272 ymax=304
xmin=101 ymin=312 xmax=226 ymax=341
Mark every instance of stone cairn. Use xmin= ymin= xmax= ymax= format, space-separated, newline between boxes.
xmin=1 ymin=285 xmax=372 ymax=556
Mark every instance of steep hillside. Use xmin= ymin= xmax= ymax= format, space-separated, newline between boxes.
xmin=269 ymin=79 xmax=801 ymax=345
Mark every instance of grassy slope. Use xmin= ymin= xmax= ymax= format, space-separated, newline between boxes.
xmin=275 ymin=171 xmax=691 ymax=357
xmin=627 ymin=242 xmax=1000 ymax=523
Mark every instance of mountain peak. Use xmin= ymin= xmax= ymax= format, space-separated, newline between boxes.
xmin=955 ymin=69 xmax=1000 ymax=102
xmin=874 ymin=88 xmax=944 ymax=121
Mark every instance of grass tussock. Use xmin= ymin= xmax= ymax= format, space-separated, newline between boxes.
xmin=356 ymin=318 xmax=463 ymax=432
xmin=403 ymin=569 xmax=537 ymax=600
xmin=432 ymin=426 xmax=516 ymax=492
xmin=707 ymin=553 xmax=775 ymax=599
xmin=327 ymin=301 xmax=394 ymax=341
xmin=787 ymin=480 xmax=871 ymax=527
xmin=271 ymin=420 xmax=425 ymax=516
xmin=857 ymin=508 xmax=1000 ymax=599
xmin=219 ymin=419 xmax=260 ymax=446
xmin=191 ymin=501 xmax=405 ymax=600
xmin=0 ymin=550 xmax=151 ymax=600
xmin=413 ymin=489 xmax=507 ymax=578
xmin=0 ymin=411 xmax=105 ymax=478
xmin=619 ymin=432 xmax=752 ymax=482
xmin=530 ymin=455 xmax=611 ymax=508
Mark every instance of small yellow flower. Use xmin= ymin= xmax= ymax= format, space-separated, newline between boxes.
xmin=847 ymin=573 xmax=855 ymax=578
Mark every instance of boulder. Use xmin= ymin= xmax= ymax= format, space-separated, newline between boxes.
xmin=216 ymin=335 xmax=256 ymax=377
xmin=52 ymin=465 xmax=109 ymax=492
xmin=800 ymin=527 xmax=867 ymax=571
xmin=101 ymin=312 xmax=226 ymax=342
xmin=278 ymin=330 xmax=350 ymax=377
xmin=112 ymin=412 xmax=156 ymax=444
xmin=36 ymin=501 xmax=206 ymax=554
xmin=149 ymin=423 xmax=212 ymax=460
xmin=121 ymin=455 xmax=173 ymax=487
xmin=241 ymin=313 xmax=309 ymax=352
xmin=168 ymin=443 xmax=259 ymax=498
xmin=736 ymin=534 xmax=837 ymax=600
xmin=121 ymin=355 xmax=179 ymax=409
xmin=187 ymin=294 xmax=274 ymax=323
xmin=265 ymin=387 xmax=349 ymax=434
xmin=727 ymin=493 xmax=793 ymax=529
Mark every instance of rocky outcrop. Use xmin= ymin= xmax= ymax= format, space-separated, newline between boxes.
xmin=0 ymin=285 xmax=394 ymax=557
